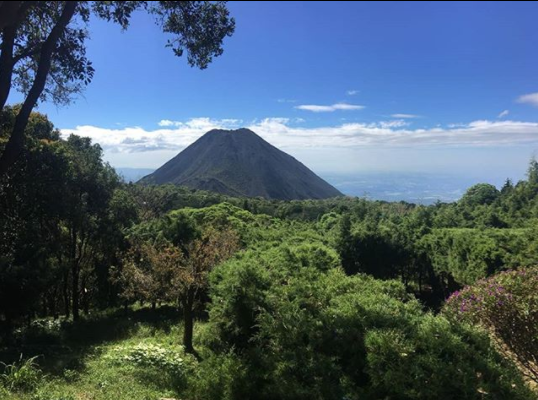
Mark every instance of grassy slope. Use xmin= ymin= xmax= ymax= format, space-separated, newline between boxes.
xmin=1 ymin=307 xmax=202 ymax=400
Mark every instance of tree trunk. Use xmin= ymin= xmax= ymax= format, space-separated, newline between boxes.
xmin=81 ymin=275 xmax=89 ymax=315
xmin=41 ymin=295 xmax=47 ymax=317
xmin=51 ymin=292 xmax=58 ymax=320
xmin=182 ymin=289 xmax=195 ymax=354
xmin=82 ymin=288 xmax=89 ymax=315
xmin=72 ymin=264 xmax=80 ymax=322
xmin=63 ymin=269 xmax=70 ymax=318
xmin=0 ymin=1 xmax=35 ymax=111
xmin=0 ymin=1 xmax=78 ymax=175
xmin=71 ymin=227 xmax=80 ymax=322
xmin=0 ymin=25 xmax=16 ymax=111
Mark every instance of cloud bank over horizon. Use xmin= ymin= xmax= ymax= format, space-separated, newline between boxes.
xmin=59 ymin=117 xmax=538 ymax=178
xmin=61 ymin=117 xmax=538 ymax=153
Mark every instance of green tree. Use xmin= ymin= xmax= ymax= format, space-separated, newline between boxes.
xmin=0 ymin=106 xmax=67 ymax=323
xmin=1 ymin=107 xmax=129 ymax=323
xmin=336 ymin=214 xmax=356 ymax=274
xmin=527 ymin=158 xmax=538 ymax=186
xmin=460 ymin=183 xmax=500 ymax=207
xmin=0 ymin=1 xmax=235 ymax=174
xmin=501 ymin=178 xmax=514 ymax=195
xmin=62 ymin=135 xmax=119 ymax=321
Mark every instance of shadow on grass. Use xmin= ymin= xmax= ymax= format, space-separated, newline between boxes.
xmin=0 ymin=305 xmax=181 ymax=375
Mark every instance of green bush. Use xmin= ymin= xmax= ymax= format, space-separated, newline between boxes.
xmin=207 ymin=245 xmax=533 ymax=399
xmin=185 ymin=352 xmax=250 ymax=400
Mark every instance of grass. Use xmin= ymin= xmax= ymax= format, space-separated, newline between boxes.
xmin=0 ymin=355 xmax=42 ymax=393
xmin=0 ymin=306 xmax=207 ymax=400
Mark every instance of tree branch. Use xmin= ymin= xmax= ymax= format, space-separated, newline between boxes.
xmin=12 ymin=44 xmax=40 ymax=64
xmin=0 ymin=1 xmax=37 ymax=111
xmin=0 ymin=1 xmax=78 ymax=175
xmin=0 ymin=24 xmax=17 ymax=111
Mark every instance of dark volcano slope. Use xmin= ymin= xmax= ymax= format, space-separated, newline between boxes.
xmin=140 ymin=128 xmax=343 ymax=200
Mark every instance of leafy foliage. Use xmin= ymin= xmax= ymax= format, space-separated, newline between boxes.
xmin=3 ymin=110 xmax=538 ymax=398
xmin=0 ymin=1 xmax=235 ymax=173
xmin=207 ymin=245 xmax=532 ymax=399
xmin=0 ymin=107 xmax=133 ymax=323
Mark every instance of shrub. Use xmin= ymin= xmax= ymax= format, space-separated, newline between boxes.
xmin=0 ymin=355 xmax=42 ymax=392
xmin=185 ymin=352 xmax=249 ymax=400
xmin=444 ymin=267 xmax=538 ymax=384
xmin=207 ymin=245 xmax=533 ymax=399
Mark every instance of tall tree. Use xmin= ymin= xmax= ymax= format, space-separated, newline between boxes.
xmin=336 ymin=214 xmax=356 ymax=275
xmin=0 ymin=105 xmax=67 ymax=323
xmin=0 ymin=107 xmax=129 ymax=322
xmin=62 ymin=135 xmax=119 ymax=321
xmin=0 ymin=1 xmax=235 ymax=174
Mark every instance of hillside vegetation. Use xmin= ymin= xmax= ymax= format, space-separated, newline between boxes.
xmin=1 ymin=109 xmax=538 ymax=399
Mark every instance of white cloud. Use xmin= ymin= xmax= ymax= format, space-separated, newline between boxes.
xmin=158 ymin=118 xmax=241 ymax=129
xmin=61 ymin=117 xmax=538 ymax=165
xmin=347 ymin=90 xmax=359 ymax=96
xmin=295 ymin=103 xmax=365 ymax=112
xmin=61 ymin=118 xmax=241 ymax=154
xmin=249 ymin=119 xmax=538 ymax=149
xmin=517 ymin=92 xmax=538 ymax=108
xmin=158 ymin=119 xmax=180 ymax=127
xmin=497 ymin=110 xmax=510 ymax=118
xmin=391 ymin=113 xmax=420 ymax=119
xmin=378 ymin=120 xmax=409 ymax=129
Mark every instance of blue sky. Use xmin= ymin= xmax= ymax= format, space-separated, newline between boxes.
xmin=8 ymin=1 xmax=538 ymax=182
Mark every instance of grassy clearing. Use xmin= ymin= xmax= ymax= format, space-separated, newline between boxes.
xmin=0 ymin=306 xmax=203 ymax=400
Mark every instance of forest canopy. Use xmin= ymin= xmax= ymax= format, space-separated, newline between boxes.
xmin=1 ymin=110 xmax=538 ymax=399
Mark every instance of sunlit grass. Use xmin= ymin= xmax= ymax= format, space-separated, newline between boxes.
xmin=0 ymin=306 xmax=204 ymax=400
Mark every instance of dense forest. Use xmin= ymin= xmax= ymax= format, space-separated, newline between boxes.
xmin=0 ymin=108 xmax=537 ymax=399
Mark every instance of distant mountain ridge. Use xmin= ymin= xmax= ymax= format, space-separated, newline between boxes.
xmin=139 ymin=128 xmax=342 ymax=200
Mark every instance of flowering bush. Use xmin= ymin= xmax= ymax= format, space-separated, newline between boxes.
xmin=444 ymin=267 xmax=538 ymax=383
